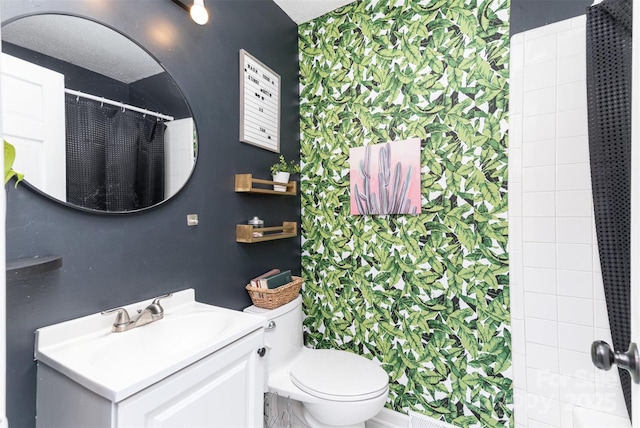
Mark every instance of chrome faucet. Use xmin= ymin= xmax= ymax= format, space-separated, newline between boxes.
xmin=101 ymin=293 xmax=173 ymax=332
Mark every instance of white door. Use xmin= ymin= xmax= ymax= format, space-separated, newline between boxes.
xmin=1 ymin=53 xmax=66 ymax=201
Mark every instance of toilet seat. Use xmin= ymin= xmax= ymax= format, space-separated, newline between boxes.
xmin=290 ymin=349 xmax=388 ymax=402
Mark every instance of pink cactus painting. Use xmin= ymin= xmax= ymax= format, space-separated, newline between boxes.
xmin=350 ymin=138 xmax=421 ymax=215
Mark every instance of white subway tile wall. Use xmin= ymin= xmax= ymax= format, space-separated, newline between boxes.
xmin=556 ymin=190 xmax=592 ymax=217
xmin=524 ymin=267 xmax=557 ymax=294
xmin=523 ymin=192 xmax=555 ymax=217
xmin=523 ymin=166 xmax=555 ymax=192
xmin=523 ymin=139 xmax=555 ymax=167
xmin=509 ymin=16 xmax=629 ymax=428
xmin=556 ymin=217 xmax=592 ymax=245
xmin=525 ymin=318 xmax=559 ymax=347
xmin=556 ymin=269 xmax=593 ymax=298
xmin=524 ymin=62 xmax=557 ymax=92
xmin=556 ymin=136 xmax=589 ymax=164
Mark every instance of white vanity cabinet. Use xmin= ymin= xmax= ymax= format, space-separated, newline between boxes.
xmin=34 ymin=289 xmax=268 ymax=428
xmin=37 ymin=329 xmax=264 ymax=427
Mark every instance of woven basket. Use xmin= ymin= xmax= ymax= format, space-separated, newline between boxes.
xmin=246 ymin=276 xmax=303 ymax=309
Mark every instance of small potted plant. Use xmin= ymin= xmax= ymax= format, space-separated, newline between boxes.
xmin=270 ymin=155 xmax=299 ymax=192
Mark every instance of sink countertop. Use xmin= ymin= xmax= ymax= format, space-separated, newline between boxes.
xmin=34 ymin=289 xmax=266 ymax=402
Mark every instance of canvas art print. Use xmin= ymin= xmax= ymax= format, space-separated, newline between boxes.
xmin=350 ymin=138 xmax=421 ymax=215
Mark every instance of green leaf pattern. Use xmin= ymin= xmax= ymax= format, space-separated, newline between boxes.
xmin=299 ymin=0 xmax=511 ymax=426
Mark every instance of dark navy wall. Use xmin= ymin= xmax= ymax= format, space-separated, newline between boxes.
xmin=511 ymin=0 xmax=593 ymax=34
xmin=1 ymin=1 xmax=300 ymax=427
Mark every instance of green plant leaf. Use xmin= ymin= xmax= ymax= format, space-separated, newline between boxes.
xmin=4 ymin=140 xmax=23 ymax=187
xmin=299 ymin=0 xmax=510 ymax=423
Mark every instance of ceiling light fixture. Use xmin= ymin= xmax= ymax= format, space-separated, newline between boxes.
xmin=190 ymin=0 xmax=209 ymax=25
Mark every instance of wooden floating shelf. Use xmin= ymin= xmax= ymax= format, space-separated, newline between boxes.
xmin=236 ymin=221 xmax=297 ymax=243
xmin=235 ymin=174 xmax=296 ymax=196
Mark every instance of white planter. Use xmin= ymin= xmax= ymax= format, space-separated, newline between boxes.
xmin=272 ymin=172 xmax=290 ymax=192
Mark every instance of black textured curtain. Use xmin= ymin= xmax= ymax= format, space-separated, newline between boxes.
xmin=586 ymin=0 xmax=632 ymax=419
xmin=136 ymin=119 xmax=166 ymax=208
xmin=65 ymin=94 xmax=166 ymax=211
xmin=65 ymin=95 xmax=107 ymax=210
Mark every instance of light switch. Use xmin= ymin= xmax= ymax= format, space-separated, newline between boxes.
xmin=187 ymin=214 xmax=199 ymax=226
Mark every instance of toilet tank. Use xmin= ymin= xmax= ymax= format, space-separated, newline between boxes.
xmin=244 ymin=295 xmax=303 ymax=371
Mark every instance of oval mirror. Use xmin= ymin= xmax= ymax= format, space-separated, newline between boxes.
xmin=1 ymin=14 xmax=197 ymax=213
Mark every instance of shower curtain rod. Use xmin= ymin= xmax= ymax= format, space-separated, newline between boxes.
xmin=65 ymin=88 xmax=175 ymax=121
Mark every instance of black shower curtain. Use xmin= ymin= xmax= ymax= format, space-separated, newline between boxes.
xmin=65 ymin=94 xmax=166 ymax=211
xmin=586 ymin=0 xmax=632 ymax=419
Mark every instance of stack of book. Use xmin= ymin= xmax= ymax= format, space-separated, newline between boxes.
xmin=249 ymin=269 xmax=293 ymax=289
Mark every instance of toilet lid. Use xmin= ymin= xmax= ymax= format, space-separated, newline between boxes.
xmin=290 ymin=349 xmax=388 ymax=401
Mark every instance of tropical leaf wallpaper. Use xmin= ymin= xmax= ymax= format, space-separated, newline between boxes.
xmin=298 ymin=0 xmax=511 ymax=426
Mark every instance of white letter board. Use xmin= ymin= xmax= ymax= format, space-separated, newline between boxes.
xmin=239 ymin=49 xmax=280 ymax=152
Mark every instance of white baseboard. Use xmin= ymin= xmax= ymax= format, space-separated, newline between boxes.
xmin=366 ymin=407 xmax=409 ymax=428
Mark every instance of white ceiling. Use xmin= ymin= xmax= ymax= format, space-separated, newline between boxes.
xmin=272 ymin=0 xmax=358 ymax=24
xmin=2 ymin=14 xmax=164 ymax=84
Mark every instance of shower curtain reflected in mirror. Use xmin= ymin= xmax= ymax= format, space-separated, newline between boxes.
xmin=65 ymin=94 xmax=166 ymax=211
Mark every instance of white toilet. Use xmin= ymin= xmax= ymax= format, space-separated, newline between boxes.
xmin=244 ymin=295 xmax=389 ymax=428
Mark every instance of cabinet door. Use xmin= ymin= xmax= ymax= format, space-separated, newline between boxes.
xmin=117 ymin=330 xmax=264 ymax=428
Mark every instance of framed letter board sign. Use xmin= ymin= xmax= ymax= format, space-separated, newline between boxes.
xmin=239 ymin=49 xmax=281 ymax=152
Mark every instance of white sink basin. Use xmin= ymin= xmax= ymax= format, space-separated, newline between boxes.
xmin=35 ymin=289 xmax=266 ymax=402
xmin=89 ymin=309 xmax=228 ymax=369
